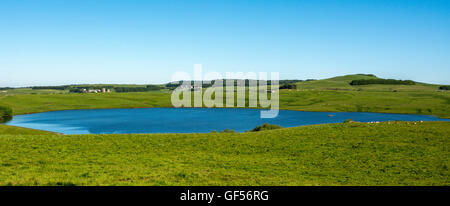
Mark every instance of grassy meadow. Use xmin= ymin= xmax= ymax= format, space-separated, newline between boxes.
xmin=0 ymin=74 xmax=449 ymax=185
xmin=0 ymin=122 xmax=448 ymax=186
xmin=1 ymin=89 xmax=448 ymax=118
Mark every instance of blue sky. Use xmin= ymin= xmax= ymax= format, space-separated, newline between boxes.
xmin=1 ymin=0 xmax=449 ymax=86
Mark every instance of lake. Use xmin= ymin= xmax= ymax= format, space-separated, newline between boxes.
xmin=5 ymin=108 xmax=449 ymax=134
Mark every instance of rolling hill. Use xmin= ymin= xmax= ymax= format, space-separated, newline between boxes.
xmin=294 ymin=74 xmax=441 ymax=91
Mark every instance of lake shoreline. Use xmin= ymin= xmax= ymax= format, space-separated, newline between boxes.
xmin=9 ymin=106 xmax=450 ymax=119
xmin=7 ymin=108 xmax=449 ymax=135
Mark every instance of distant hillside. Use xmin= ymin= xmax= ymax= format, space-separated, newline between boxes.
xmin=294 ymin=74 xmax=441 ymax=92
xmin=327 ymin=74 xmax=379 ymax=81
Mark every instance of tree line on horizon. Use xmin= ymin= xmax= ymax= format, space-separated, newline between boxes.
xmin=165 ymin=79 xmax=304 ymax=90
xmin=6 ymin=76 xmax=449 ymax=93
xmin=114 ymin=85 xmax=162 ymax=93
xmin=349 ymin=79 xmax=415 ymax=86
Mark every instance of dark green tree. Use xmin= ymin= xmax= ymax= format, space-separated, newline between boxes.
xmin=0 ymin=106 xmax=12 ymax=123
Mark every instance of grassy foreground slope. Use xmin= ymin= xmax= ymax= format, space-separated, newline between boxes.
xmin=0 ymin=121 xmax=448 ymax=186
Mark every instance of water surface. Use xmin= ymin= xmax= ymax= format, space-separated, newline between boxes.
xmin=5 ymin=108 xmax=448 ymax=134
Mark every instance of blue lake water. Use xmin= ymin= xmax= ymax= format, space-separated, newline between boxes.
xmin=5 ymin=108 xmax=449 ymax=134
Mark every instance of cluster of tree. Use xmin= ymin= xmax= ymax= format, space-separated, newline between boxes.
xmin=165 ymin=79 xmax=305 ymax=90
xmin=0 ymin=87 xmax=12 ymax=90
xmin=145 ymin=85 xmax=163 ymax=91
xmin=69 ymin=88 xmax=84 ymax=93
xmin=279 ymin=84 xmax=297 ymax=89
xmin=114 ymin=85 xmax=162 ymax=93
xmin=211 ymin=129 xmax=236 ymax=133
xmin=439 ymin=86 xmax=449 ymax=90
xmin=165 ymin=82 xmax=182 ymax=89
xmin=115 ymin=87 xmax=151 ymax=93
xmin=356 ymin=74 xmax=376 ymax=77
xmin=343 ymin=119 xmax=356 ymax=123
xmin=165 ymin=81 xmax=213 ymax=89
xmin=0 ymin=106 xmax=12 ymax=123
xmin=349 ymin=79 xmax=415 ymax=86
xmin=31 ymin=86 xmax=70 ymax=90
xmin=72 ymin=86 xmax=114 ymax=90
xmin=227 ymin=79 xmax=304 ymax=86
xmin=280 ymin=80 xmax=304 ymax=84
xmin=249 ymin=123 xmax=283 ymax=132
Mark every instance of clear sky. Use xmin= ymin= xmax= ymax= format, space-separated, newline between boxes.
xmin=1 ymin=0 xmax=449 ymax=87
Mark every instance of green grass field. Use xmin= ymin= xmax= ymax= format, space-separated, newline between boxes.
xmin=0 ymin=121 xmax=448 ymax=186
xmin=0 ymin=74 xmax=449 ymax=185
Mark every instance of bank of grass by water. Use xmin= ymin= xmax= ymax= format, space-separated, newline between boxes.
xmin=0 ymin=121 xmax=448 ymax=185
xmin=0 ymin=124 xmax=58 ymax=135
